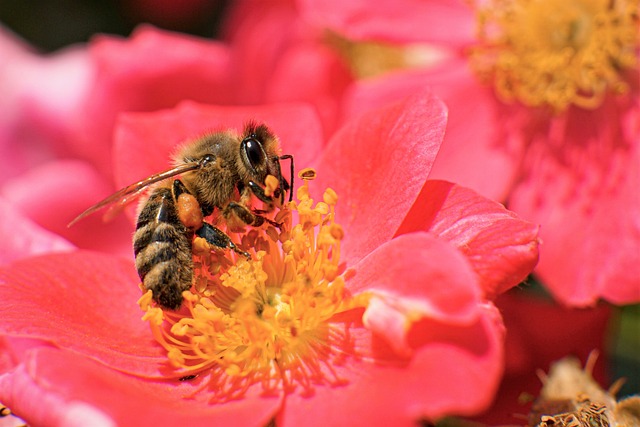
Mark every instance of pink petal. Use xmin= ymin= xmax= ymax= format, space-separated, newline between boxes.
xmin=0 ymin=25 xmax=31 ymax=56
xmin=314 ymin=90 xmax=448 ymax=266
xmin=280 ymin=303 xmax=505 ymax=426
xmin=397 ymin=180 xmax=540 ymax=299
xmin=423 ymin=61 xmax=526 ymax=201
xmin=222 ymin=0 xmax=304 ymax=103
xmin=352 ymin=233 xmax=481 ymax=357
xmin=266 ymin=42 xmax=353 ymax=137
xmin=509 ymin=98 xmax=640 ymax=306
xmin=0 ymin=348 xmax=282 ymax=427
xmin=347 ymin=232 xmax=481 ymax=323
xmin=0 ymin=27 xmax=94 ymax=181
xmin=297 ymin=0 xmax=476 ymax=46
xmin=0 ymin=337 xmax=54 ymax=375
xmin=0 ymin=251 xmax=168 ymax=377
xmin=0 ymin=337 xmax=15 ymax=374
xmin=1 ymin=160 xmax=133 ymax=258
xmin=344 ymin=59 xmax=523 ymax=201
xmin=0 ymin=197 xmax=75 ymax=265
xmin=71 ymin=26 xmax=234 ymax=177
xmin=113 ymin=101 xmax=324 ymax=192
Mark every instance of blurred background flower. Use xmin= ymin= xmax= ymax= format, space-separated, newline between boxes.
xmin=296 ymin=0 xmax=640 ymax=308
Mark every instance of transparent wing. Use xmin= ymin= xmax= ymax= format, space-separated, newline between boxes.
xmin=68 ymin=161 xmax=201 ymax=227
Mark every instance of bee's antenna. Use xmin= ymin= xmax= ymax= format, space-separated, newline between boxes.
xmin=278 ymin=154 xmax=294 ymax=202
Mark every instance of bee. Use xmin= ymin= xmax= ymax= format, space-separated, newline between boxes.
xmin=70 ymin=122 xmax=294 ymax=310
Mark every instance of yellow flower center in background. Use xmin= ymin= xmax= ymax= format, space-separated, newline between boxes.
xmin=139 ymin=170 xmax=365 ymax=399
xmin=328 ymin=32 xmax=445 ymax=79
xmin=470 ymin=0 xmax=639 ymax=111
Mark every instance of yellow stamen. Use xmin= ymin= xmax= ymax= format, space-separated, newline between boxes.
xmin=299 ymin=167 xmax=317 ymax=181
xmin=469 ymin=0 xmax=639 ymax=111
xmin=141 ymin=169 xmax=365 ymax=399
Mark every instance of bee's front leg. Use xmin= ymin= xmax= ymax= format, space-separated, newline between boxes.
xmin=247 ymin=181 xmax=276 ymax=204
xmin=196 ymin=222 xmax=251 ymax=259
xmin=224 ymin=202 xmax=281 ymax=228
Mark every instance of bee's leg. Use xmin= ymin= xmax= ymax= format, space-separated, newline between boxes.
xmin=172 ymin=179 xmax=189 ymax=198
xmin=171 ymin=179 xmax=247 ymax=258
xmin=171 ymin=179 xmax=205 ymax=230
xmin=252 ymin=208 xmax=284 ymax=228
xmin=247 ymin=181 xmax=278 ymax=204
xmin=196 ymin=222 xmax=251 ymax=259
xmin=225 ymin=202 xmax=281 ymax=228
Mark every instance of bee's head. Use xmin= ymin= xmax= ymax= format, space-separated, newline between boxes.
xmin=239 ymin=122 xmax=293 ymax=204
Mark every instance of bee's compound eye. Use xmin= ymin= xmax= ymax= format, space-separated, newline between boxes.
xmin=242 ymin=138 xmax=265 ymax=170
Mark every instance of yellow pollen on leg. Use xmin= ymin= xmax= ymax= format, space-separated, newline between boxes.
xmin=469 ymin=0 xmax=639 ymax=111
xmin=141 ymin=169 xmax=360 ymax=398
xmin=264 ymin=174 xmax=280 ymax=198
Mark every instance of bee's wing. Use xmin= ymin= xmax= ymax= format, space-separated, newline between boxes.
xmin=68 ymin=162 xmax=201 ymax=227
xmin=99 ymin=185 xmax=149 ymax=224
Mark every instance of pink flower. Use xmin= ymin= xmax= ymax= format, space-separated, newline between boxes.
xmin=299 ymin=0 xmax=640 ymax=306
xmin=0 ymin=95 xmax=538 ymax=425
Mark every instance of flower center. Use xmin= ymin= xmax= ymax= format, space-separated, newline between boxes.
xmin=469 ymin=0 xmax=639 ymax=111
xmin=327 ymin=32 xmax=447 ymax=79
xmin=139 ymin=170 xmax=365 ymax=399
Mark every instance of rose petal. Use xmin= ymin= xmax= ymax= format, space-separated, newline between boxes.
xmin=280 ymin=303 xmax=505 ymax=426
xmin=0 ymin=196 xmax=75 ymax=265
xmin=0 ymin=337 xmax=54 ymax=375
xmin=397 ymin=180 xmax=540 ymax=299
xmin=348 ymin=232 xmax=483 ymax=359
xmin=0 ymin=251 xmax=167 ymax=377
xmin=0 ymin=27 xmax=93 ymax=181
xmin=266 ymin=42 xmax=353 ymax=137
xmin=0 ymin=347 xmax=282 ymax=427
xmin=509 ymin=99 xmax=640 ymax=306
xmin=347 ymin=232 xmax=481 ymax=323
xmin=344 ymin=59 xmax=523 ymax=201
xmin=314 ymin=90 xmax=447 ymax=266
xmin=297 ymin=0 xmax=476 ymax=46
xmin=423 ymin=61 xmax=525 ymax=201
xmin=222 ymin=0 xmax=353 ymax=137
xmin=1 ymin=160 xmax=132 ymax=257
xmin=222 ymin=0 xmax=302 ymax=103
xmin=72 ymin=26 xmax=234 ymax=177
xmin=113 ymin=101 xmax=324 ymax=194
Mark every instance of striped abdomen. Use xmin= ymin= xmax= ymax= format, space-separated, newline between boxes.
xmin=133 ymin=187 xmax=193 ymax=310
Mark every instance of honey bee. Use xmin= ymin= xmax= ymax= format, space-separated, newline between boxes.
xmin=70 ymin=122 xmax=294 ymax=310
